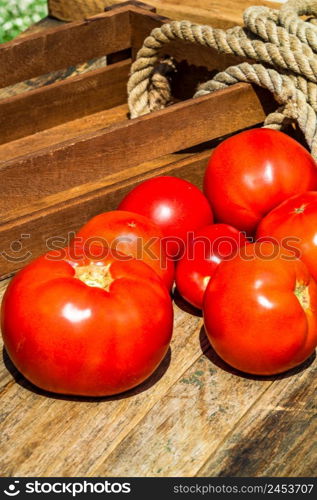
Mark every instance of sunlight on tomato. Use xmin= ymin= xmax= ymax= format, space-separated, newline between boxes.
xmin=203 ymin=242 xmax=317 ymax=375
xmin=1 ymin=248 xmax=174 ymax=396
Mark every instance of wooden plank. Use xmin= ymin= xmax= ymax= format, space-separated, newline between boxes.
xmin=0 ymin=60 xmax=130 ymax=145
xmin=0 ymin=84 xmax=275 ymax=214
xmin=105 ymin=0 xmax=156 ymax=12
xmin=0 ymin=103 xmax=129 ymax=164
xmin=198 ymin=358 xmax=317 ymax=477
xmin=0 ymin=150 xmax=210 ymax=279
xmin=0 ymin=7 xmax=131 ymax=88
xmin=96 ymin=347 xmax=273 ymax=476
xmin=140 ymin=2 xmax=244 ymax=29
xmin=48 ymin=0 xmax=280 ymax=26
xmin=1 ymin=262 xmax=315 ymax=477
xmin=152 ymin=0 xmax=281 ymax=28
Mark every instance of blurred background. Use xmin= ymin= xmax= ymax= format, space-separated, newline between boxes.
xmin=0 ymin=0 xmax=47 ymax=43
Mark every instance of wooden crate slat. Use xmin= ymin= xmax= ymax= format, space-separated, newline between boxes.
xmin=0 ymin=150 xmax=210 ymax=278
xmin=0 ymin=60 xmax=130 ymax=145
xmin=93 ymin=349 xmax=272 ymax=476
xmin=0 ymin=8 xmax=131 ymax=88
xmin=0 ymin=83 xmax=274 ymax=215
xmin=48 ymin=0 xmax=280 ymax=27
xmin=0 ymin=104 xmax=129 ymax=164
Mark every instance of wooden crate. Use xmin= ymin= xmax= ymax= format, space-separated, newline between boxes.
xmin=1 ymin=1 xmax=315 ymax=479
xmin=0 ymin=1 xmax=275 ymax=280
xmin=48 ymin=0 xmax=280 ymax=27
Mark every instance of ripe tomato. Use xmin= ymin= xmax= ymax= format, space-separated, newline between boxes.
xmin=256 ymin=191 xmax=317 ymax=282
xmin=203 ymin=242 xmax=317 ymax=375
xmin=204 ymin=129 xmax=317 ymax=234
xmin=76 ymin=210 xmax=174 ymax=290
xmin=175 ymin=224 xmax=248 ymax=309
xmin=1 ymin=248 xmax=174 ymax=396
xmin=118 ymin=176 xmax=213 ymax=258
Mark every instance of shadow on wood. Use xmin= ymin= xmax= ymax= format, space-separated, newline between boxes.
xmin=2 ymin=346 xmax=172 ymax=403
xmin=173 ymin=287 xmax=202 ymax=318
xmin=199 ymin=326 xmax=316 ymax=381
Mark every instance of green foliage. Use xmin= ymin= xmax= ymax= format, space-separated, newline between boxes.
xmin=0 ymin=0 xmax=48 ymax=43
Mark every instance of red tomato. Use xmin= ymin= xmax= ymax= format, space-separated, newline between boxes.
xmin=256 ymin=191 xmax=317 ymax=282
xmin=203 ymin=242 xmax=317 ymax=375
xmin=175 ymin=224 xmax=248 ymax=309
xmin=204 ymin=129 xmax=317 ymax=234
xmin=76 ymin=210 xmax=174 ymax=290
xmin=1 ymin=248 xmax=174 ymax=396
xmin=118 ymin=176 xmax=213 ymax=258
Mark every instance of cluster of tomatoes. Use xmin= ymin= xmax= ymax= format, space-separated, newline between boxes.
xmin=2 ymin=128 xmax=317 ymax=397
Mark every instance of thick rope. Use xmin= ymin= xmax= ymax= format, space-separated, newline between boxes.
xmin=127 ymin=0 xmax=317 ymax=159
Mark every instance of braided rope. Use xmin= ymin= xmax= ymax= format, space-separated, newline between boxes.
xmin=127 ymin=0 xmax=317 ymax=159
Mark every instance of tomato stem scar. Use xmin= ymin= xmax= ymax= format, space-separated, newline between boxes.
xmin=75 ymin=262 xmax=114 ymax=291
xmin=294 ymin=204 xmax=306 ymax=214
xmin=294 ymin=281 xmax=310 ymax=310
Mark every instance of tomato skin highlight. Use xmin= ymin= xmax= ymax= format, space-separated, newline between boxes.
xmin=256 ymin=191 xmax=317 ymax=283
xmin=203 ymin=242 xmax=317 ymax=375
xmin=76 ymin=210 xmax=175 ymax=290
xmin=204 ymin=129 xmax=317 ymax=234
xmin=118 ymin=176 xmax=213 ymax=258
xmin=175 ymin=224 xmax=248 ymax=309
xmin=1 ymin=249 xmax=174 ymax=396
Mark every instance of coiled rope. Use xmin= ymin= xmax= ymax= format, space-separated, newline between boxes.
xmin=127 ymin=0 xmax=317 ymax=159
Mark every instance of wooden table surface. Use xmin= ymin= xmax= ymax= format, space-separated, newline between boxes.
xmin=0 ymin=1 xmax=316 ymax=478
xmin=1 ymin=275 xmax=316 ymax=477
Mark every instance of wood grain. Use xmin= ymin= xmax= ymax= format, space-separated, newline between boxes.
xmin=0 ymin=60 xmax=130 ymax=145
xmin=0 ymin=279 xmax=204 ymax=476
xmin=0 ymin=275 xmax=315 ymax=477
xmin=0 ymin=83 xmax=274 ymax=214
xmin=0 ymin=7 xmax=131 ymax=88
xmin=98 ymin=344 xmax=272 ymax=477
xmin=0 ymin=149 xmax=210 ymax=279
xmin=0 ymin=103 xmax=129 ymax=163
xmin=48 ymin=0 xmax=280 ymax=27
xmin=198 ymin=356 xmax=317 ymax=477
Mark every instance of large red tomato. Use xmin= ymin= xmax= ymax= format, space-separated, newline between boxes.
xmin=203 ymin=242 xmax=317 ymax=375
xmin=76 ymin=210 xmax=174 ymax=290
xmin=176 ymin=224 xmax=248 ymax=309
xmin=204 ymin=129 xmax=317 ymax=234
xmin=1 ymin=248 xmax=174 ymax=396
xmin=118 ymin=176 xmax=213 ymax=258
xmin=256 ymin=191 xmax=317 ymax=282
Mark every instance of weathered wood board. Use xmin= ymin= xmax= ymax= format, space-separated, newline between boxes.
xmin=0 ymin=275 xmax=316 ymax=477
xmin=48 ymin=0 xmax=280 ymax=27
xmin=1 ymin=0 xmax=316 ymax=478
